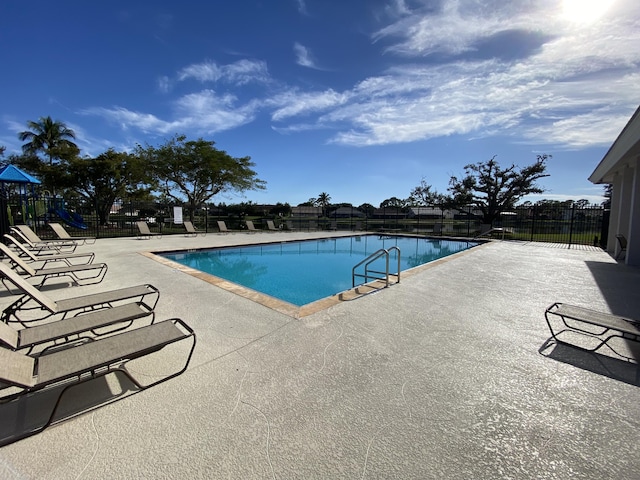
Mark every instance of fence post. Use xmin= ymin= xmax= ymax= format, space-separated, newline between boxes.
xmin=568 ymin=204 xmax=576 ymax=249
xmin=530 ymin=205 xmax=536 ymax=242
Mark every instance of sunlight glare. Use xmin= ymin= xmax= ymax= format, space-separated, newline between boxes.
xmin=562 ymin=0 xmax=615 ymax=24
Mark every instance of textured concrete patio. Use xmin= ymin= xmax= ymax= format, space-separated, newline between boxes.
xmin=1 ymin=231 xmax=639 ymax=479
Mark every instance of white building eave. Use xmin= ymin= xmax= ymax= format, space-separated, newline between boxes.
xmin=589 ymin=105 xmax=640 ymax=184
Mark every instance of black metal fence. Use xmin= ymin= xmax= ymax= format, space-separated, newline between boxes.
xmin=6 ymin=197 xmax=608 ymax=249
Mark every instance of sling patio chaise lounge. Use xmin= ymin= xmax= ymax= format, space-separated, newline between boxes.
xmin=0 ymin=300 xmax=155 ymax=354
xmin=267 ymin=220 xmax=278 ymax=232
xmin=48 ymin=222 xmax=96 ymax=245
xmin=0 ymin=318 xmax=196 ymax=446
xmin=183 ymin=220 xmax=205 ymax=237
xmin=136 ymin=221 xmax=162 ymax=240
xmin=10 ymin=227 xmax=77 ymax=255
xmin=11 ymin=225 xmax=78 ymax=252
xmin=217 ymin=220 xmax=230 ymax=234
xmin=0 ymin=262 xmax=160 ymax=325
xmin=4 ymin=234 xmax=95 ymax=266
xmin=545 ymin=302 xmax=640 ymax=362
xmin=245 ymin=220 xmax=258 ymax=233
xmin=0 ymin=242 xmax=107 ymax=288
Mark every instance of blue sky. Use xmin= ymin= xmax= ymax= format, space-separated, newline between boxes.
xmin=1 ymin=0 xmax=638 ymax=207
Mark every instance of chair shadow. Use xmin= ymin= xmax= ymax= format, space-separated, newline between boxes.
xmin=0 ymin=371 xmax=139 ymax=447
xmin=539 ymin=338 xmax=640 ymax=387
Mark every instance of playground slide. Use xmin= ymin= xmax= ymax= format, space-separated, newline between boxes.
xmin=54 ymin=209 xmax=88 ymax=230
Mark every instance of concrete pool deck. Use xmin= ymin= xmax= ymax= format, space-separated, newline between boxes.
xmin=1 ymin=231 xmax=639 ymax=479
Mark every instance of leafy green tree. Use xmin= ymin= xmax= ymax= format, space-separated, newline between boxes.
xmin=18 ymin=116 xmax=78 ymax=165
xmin=409 ymin=178 xmax=445 ymax=206
xmin=602 ymin=184 xmax=612 ymax=208
xmin=138 ymin=135 xmax=266 ymax=221
xmin=380 ymin=197 xmax=407 ymax=209
xmin=358 ymin=203 xmax=375 ymax=216
xmin=448 ymin=154 xmax=550 ymax=225
xmin=67 ymin=149 xmax=151 ymax=225
xmin=270 ymin=202 xmax=292 ymax=217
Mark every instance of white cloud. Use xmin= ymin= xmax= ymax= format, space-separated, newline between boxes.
xmin=296 ymin=0 xmax=308 ymax=15
xmin=178 ymin=59 xmax=270 ymax=85
xmin=294 ymin=42 xmax=317 ymax=69
xmin=80 ymin=0 xmax=640 ymax=151
xmin=270 ymin=89 xmax=348 ymax=121
xmin=157 ymin=75 xmax=171 ymax=93
xmin=83 ymin=89 xmax=258 ymax=136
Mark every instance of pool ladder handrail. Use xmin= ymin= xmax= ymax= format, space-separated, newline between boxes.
xmin=352 ymin=246 xmax=401 ymax=288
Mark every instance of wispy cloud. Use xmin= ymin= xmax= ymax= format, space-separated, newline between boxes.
xmin=288 ymin=0 xmax=640 ymax=147
xmin=270 ymin=89 xmax=348 ymax=121
xmin=295 ymin=0 xmax=308 ymax=16
xmin=82 ymin=0 xmax=640 ymax=150
xmin=82 ymin=89 xmax=258 ymax=136
xmin=293 ymin=42 xmax=318 ymax=69
xmin=157 ymin=75 xmax=171 ymax=93
xmin=178 ymin=59 xmax=271 ymax=85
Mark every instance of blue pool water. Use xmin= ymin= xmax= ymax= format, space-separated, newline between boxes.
xmin=162 ymin=235 xmax=479 ymax=306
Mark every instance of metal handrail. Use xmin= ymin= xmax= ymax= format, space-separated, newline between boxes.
xmin=352 ymin=246 xmax=401 ymax=288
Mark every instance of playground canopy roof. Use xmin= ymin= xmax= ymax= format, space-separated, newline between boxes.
xmin=0 ymin=164 xmax=41 ymax=184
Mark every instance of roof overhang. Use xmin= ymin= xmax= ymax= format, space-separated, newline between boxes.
xmin=589 ymin=105 xmax=640 ymax=184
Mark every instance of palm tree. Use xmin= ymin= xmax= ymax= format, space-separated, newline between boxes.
xmin=316 ymin=192 xmax=331 ymax=217
xmin=19 ymin=116 xmax=78 ymax=165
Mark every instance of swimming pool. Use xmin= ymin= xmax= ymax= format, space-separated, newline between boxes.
xmin=161 ymin=235 xmax=480 ymax=307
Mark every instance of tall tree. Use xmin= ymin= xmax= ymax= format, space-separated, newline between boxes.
xmin=409 ymin=178 xmax=445 ymax=206
xmin=316 ymin=192 xmax=331 ymax=216
xmin=138 ymin=135 xmax=266 ymax=220
xmin=380 ymin=197 xmax=407 ymax=208
xmin=67 ymin=149 xmax=151 ymax=225
xmin=18 ymin=116 xmax=78 ymax=165
xmin=448 ymin=155 xmax=550 ymax=225
xmin=358 ymin=203 xmax=375 ymax=216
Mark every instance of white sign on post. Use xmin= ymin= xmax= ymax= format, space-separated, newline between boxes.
xmin=173 ymin=206 xmax=183 ymax=224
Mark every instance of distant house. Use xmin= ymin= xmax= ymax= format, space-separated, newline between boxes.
xmin=372 ymin=207 xmax=406 ymax=219
xmin=589 ymin=105 xmax=640 ymax=266
xmin=291 ymin=206 xmax=323 ymax=218
xmin=409 ymin=207 xmax=452 ymax=220
xmin=327 ymin=207 xmax=366 ymax=218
